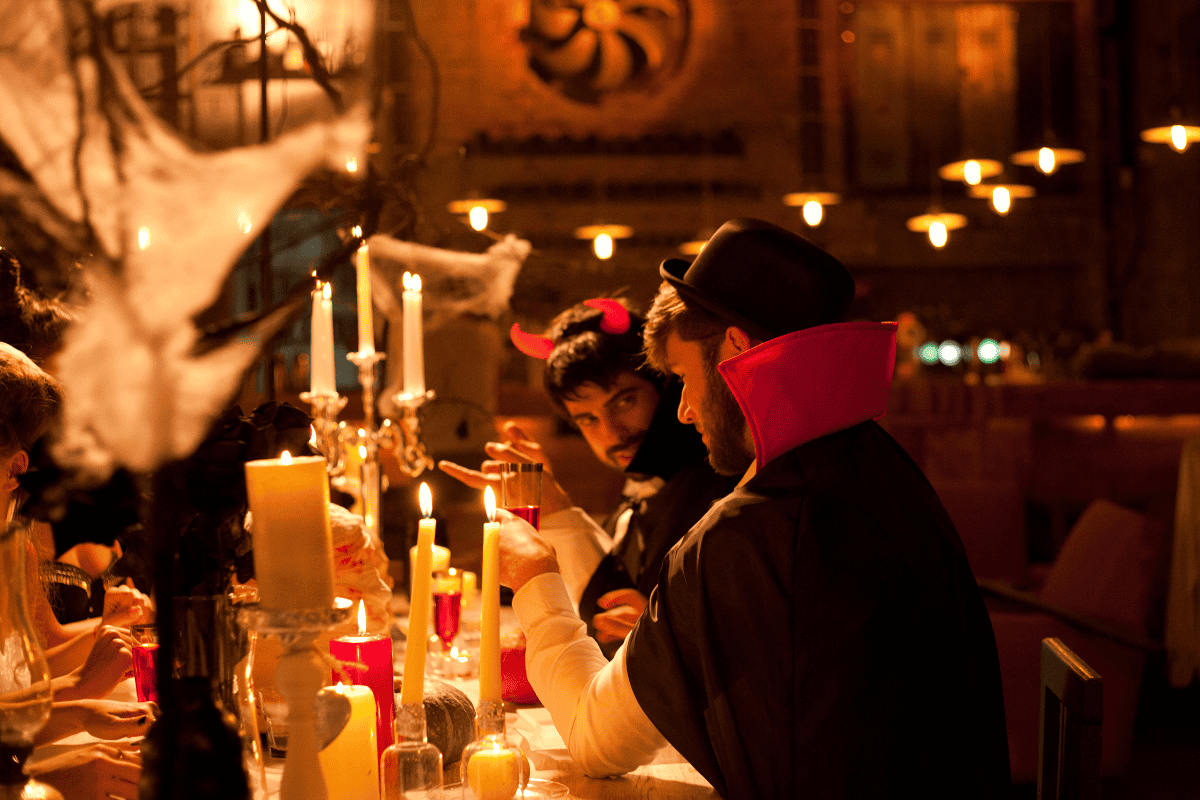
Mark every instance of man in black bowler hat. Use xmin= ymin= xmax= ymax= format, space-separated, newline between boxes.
xmin=493 ymin=219 xmax=1011 ymax=799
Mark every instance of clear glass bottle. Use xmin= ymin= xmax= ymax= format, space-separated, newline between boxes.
xmin=0 ymin=520 xmax=63 ymax=800
xmin=458 ymin=700 xmax=528 ymax=800
xmin=380 ymin=702 xmax=442 ymax=799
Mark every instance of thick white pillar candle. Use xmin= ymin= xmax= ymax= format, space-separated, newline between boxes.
xmin=310 ymin=281 xmax=336 ymax=395
xmin=400 ymin=483 xmax=436 ymax=706
xmin=355 ymin=231 xmax=374 ymax=356
xmin=401 ymin=272 xmax=424 ymax=397
xmin=246 ymin=452 xmax=334 ymax=610
xmin=479 ymin=486 xmax=501 ymax=704
xmin=317 ymin=683 xmax=380 ymax=800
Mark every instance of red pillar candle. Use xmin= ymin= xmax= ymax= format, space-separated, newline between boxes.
xmin=330 ymin=600 xmax=395 ymax=756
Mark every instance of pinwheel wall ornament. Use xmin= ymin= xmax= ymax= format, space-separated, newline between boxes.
xmin=521 ymin=0 xmax=691 ymax=102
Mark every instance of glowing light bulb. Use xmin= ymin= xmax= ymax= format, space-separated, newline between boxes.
xmin=1171 ymin=125 xmax=1188 ymax=152
xmin=469 ymin=205 xmax=488 ymax=231
xmin=963 ymin=160 xmax=982 ymax=185
xmin=977 ymin=339 xmax=1001 ymax=364
xmin=991 ymin=187 xmax=1011 ymax=215
xmin=802 ymin=200 xmax=824 ymax=227
xmin=928 ymin=221 xmax=948 ymax=248
xmin=938 ymin=340 xmax=963 ymax=367
xmin=1037 ymin=147 xmax=1057 ymax=175
xmin=594 ymin=232 xmax=614 ymax=259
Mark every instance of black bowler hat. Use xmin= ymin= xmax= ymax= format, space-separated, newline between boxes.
xmin=659 ymin=218 xmax=855 ymax=341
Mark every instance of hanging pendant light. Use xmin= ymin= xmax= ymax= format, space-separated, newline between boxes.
xmin=575 ymin=224 xmax=633 ymax=259
xmin=447 ymin=197 xmax=507 ymax=231
xmin=1010 ymin=8 xmax=1084 ymax=175
xmin=937 ymin=158 xmax=1003 ymax=186
xmin=783 ymin=191 xmax=842 ymax=228
xmin=1141 ymin=108 xmax=1200 ymax=153
xmin=906 ymin=208 xmax=967 ymax=249
xmin=968 ymin=181 xmax=1036 ymax=215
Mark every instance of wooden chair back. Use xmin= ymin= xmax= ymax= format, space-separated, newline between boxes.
xmin=1038 ymin=637 xmax=1103 ymax=800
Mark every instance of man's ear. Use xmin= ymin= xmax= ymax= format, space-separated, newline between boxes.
xmin=3 ymin=450 xmax=29 ymax=493
xmin=724 ymin=326 xmax=758 ymax=356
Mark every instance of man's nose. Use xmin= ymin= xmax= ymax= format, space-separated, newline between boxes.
xmin=677 ymin=391 xmax=694 ymax=424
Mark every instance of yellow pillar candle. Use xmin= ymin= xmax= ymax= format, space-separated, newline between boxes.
xmin=310 ymin=280 xmax=336 ymax=395
xmin=479 ymin=486 xmax=502 ymax=704
xmin=355 ymin=229 xmax=374 ymax=356
xmin=400 ymin=483 xmax=436 ymax=706
xmin=246 ymin=452 xmax=334 ymax=610
xmin=466 ymin=747 xmax=520 ymax=800
xmin=317 ymin=683 xmax=380 ymax=800
xmin=461 ymin=570 xmax=478 ymax=607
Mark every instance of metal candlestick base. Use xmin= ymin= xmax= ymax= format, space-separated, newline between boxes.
xmin=388 ymin=390 xmax=436 ymax=478
xmin=301 ymin=391 xmax=349 ymax=477
xmin=237 ymin=600 xmax=353 ymax=800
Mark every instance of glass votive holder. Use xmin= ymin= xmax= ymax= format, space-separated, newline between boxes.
xmin=381 ymin=702 xmax=443 ymax=800
xmin=459 ymin=701 xmax=529 ymax=800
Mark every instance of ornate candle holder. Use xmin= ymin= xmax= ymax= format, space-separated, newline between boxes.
xmin=300 ymin=390 xmax=349 ymax=478
xmin=458 ymin=700 xmax=529 ymax=800
xmin=380 ymin=702 xmax=443 ymax=799
xmin=388 ymin=388 xmax=436 ymax=479
xmin=237 ymin=599 xmax=353 ymax=800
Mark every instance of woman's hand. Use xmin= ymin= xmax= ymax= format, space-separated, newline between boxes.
xmin=60 ymin=626 xmax=133 ymax=701
xmin=76 ymin=699 xmax=157 ymax=740
xmin=102 ymin=581 xmax=152 ymax=629
xmin=28 ymin=742 xmax=142 ymax=800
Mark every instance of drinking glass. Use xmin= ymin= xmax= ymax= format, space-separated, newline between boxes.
xmin=131 ymin=624 xmax=159 ymax=703
xmin=499 ymin=463 xmax=543 ymax=529
xmin=432 ymin=569 xmax=464 ymax=652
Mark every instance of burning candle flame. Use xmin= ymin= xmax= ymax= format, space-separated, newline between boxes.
xmin=357 ymin=599 xmax=366 ymax=635
xmin=403 ymin=271 xmax=422 ymax=292
xmin=352 ymin=225 xmax=363 ymax=238
xmin=280 ymin=450 xmax=293 ymax=465
xmin=484 ymin=485 xmax=496 ymax=522
xmin=358 ymin=444 xmax=367 ymax=460
xmin=419 ymin=482 xmax=433 ymax=518
xmin=322 ymin=282 xmax=331 ymax=300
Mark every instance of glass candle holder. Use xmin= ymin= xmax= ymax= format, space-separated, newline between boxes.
xmin=381 ymin=702 xmax=443 ymax=799
xmin=458 ymin=700 xmax=529 ymax=800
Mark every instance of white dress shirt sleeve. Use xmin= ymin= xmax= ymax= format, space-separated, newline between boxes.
xmin=535 ymin=508 xmax=612 ymax=612
xmin=512 ymin=572 xmax=666 ymax=776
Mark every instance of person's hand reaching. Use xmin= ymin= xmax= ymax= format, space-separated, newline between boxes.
xmin=102 ymin=581 xmax=152 ymax=629
xmin=76 ymin=698 xmax=158 ymax=740
xmin=62 ymin=625 xmax=134 ymax=701
xmin=438 ymin=421 xmax=574 ymax=515
xmin=593 ymin=588 xmax=649 ymax=643
xmin=495 ymin=509 xmax=560 ymax=593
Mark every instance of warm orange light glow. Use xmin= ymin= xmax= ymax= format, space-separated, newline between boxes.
xmin=963 ymin=160 xmax=982 ymax=186
xmin=1172 ymin=125 xmax=1188 ymax=152
xmin=991 ymin=186 xmax=1011 ymax=215
xmin=419 ymin=482 xmax=433 ymax=518
xmin=802 ymin=199 xmax=824 ymax=227
xmin=483 ymin=485 xmax=496 ymax=522
xmin=593 ymin=233 xmax=614 ymax=259
xmin=1038 ymin=147 xmax=1056 ymax=175
xmin=928 ymin=222 xmax=948 ymax=248
xmin=280 ymin=450 xmax=293 ymax=465
xmin=403 ymin=272 xmax=422 ymax=292
xmin=469 ymin=205 xmax=488 ymax=231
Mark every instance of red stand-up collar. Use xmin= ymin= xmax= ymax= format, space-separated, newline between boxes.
xmin=717 ymin=321 xmax=898 ymax=468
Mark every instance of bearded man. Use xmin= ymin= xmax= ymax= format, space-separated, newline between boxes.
xmin=493 ymin=218 xmax=1011 ymax=799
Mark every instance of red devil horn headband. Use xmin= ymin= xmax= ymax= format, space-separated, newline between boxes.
xmin=583 ymin=298 xmax=632 ymax=334
xmin=510 ymin=323 xmax=554 ymax=359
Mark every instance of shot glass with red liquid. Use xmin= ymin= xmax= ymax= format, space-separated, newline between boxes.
xmin=499 ymin=462 xmax=542 ymax=529
xmin=131 ymin=624 xmax=159 ymax=703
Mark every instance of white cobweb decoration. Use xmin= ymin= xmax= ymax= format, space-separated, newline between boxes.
xmin=0 ymin=0 xmax=369 ymax=478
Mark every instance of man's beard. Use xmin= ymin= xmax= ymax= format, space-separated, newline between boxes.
xmin=701 ymin=357 xmax=754 ymax=476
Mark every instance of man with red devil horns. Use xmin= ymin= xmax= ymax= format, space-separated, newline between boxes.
xmin=440 ymin=297 xmax=733 ymax=657
xmin=488 ymin=220 xmax=1010 ymax=800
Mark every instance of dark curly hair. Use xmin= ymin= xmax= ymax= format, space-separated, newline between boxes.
xmin=542 ymin=298 xmax=663 ymax=416
xmin=0 ymin=343 xmax=62 ymax=457
xmin=0 ymin=247 xmax=74 ymax=366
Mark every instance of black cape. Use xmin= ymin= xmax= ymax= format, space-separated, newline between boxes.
xmin=578 ymin=381 xmax=734 ymax=658
xmin=625 ymin=421 xmax=1011 ymax=799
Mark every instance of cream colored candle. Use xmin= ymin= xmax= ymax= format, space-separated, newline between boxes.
xmin=479 ymin=486 xmax=502 ymax=704
xmin=409 ymin=543 xmax=450 ymax=574
xmin=401 ymin=483 xmax=436 ymax=706
xmin=355 ymin=229 xmax=374 ymax=356
xmin=310 ymin=280 xmax=335 ymax=395
xmin=246 ymin=452 xmax=333 ymax=610
xmin=461 ymin=570 xmax=478 ymax=607
xmin=317 ymin=683 xmax=379 ymax=800
xmin=401 ymin=272 xmax=425 ymax=397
